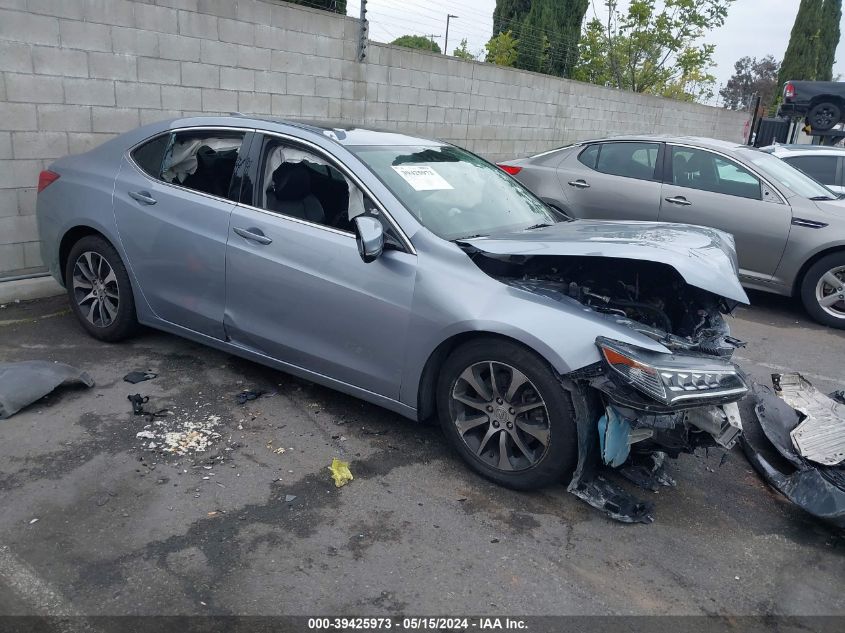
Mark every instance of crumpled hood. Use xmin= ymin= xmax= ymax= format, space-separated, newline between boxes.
xmin=462 ymin=220 xmax=749 ymax=303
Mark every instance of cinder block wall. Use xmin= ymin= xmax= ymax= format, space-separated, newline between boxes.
xmin=0 ymin=0 xmax=748 ymax=277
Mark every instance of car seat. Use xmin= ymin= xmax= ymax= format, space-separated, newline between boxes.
xmin=266 ymin=163 xmax=326 ymax=224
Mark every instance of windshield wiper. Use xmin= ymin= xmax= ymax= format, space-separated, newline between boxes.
xmin=522 ymin=223 xmax=553 ymax=231
xmin=453 ymin=234 xmax=487 ymax=241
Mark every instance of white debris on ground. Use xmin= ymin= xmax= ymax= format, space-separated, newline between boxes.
xmin=135 ymin=411 xmax=223 ymax=455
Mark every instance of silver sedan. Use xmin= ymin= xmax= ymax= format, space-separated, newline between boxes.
xmin=499 ymin=135 xmax=845 ymax=328
xmin=37 ymin=117 xmax=753 ymax=522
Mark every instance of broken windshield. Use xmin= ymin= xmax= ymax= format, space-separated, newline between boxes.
xmin=350 ymin=145 xmax=559 ymax=240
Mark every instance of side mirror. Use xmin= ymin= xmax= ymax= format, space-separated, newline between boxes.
xmin=353 ymin=216 xmax=384 ymax=263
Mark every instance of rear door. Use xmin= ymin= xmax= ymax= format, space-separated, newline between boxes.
xmin=113 ymin=127 xmax=251 ymax=338
xmin=659 ymin=145 xmax=792 ymax=280
xmin=555 ymin=141 xmax=663 ymax=220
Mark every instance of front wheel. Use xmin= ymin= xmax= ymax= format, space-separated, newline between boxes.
xmin=800 ymin=252 xmax=845 ymax=329
xmin=65 ymin=235 xmax=138 ymax=341
xmin=807 ymin=102 xmax=842 ymax=131
xmin=436 ymin=338 xmax=578 ymax=490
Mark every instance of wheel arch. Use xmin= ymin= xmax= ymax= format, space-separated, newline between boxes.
xmin=59 ymin=225 xmax=110 ymax=285
xmin=416 ymin=331 xmax=561 ymax=423
xmin=792 ymin=244 xmax=845 ymax=296
xmin=809 ymin=94 xmax=845 ymax=111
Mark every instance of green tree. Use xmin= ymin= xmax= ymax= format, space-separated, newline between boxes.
xmin=816 ymin=0 xmax=842 ymax=81
xmin=452 ymin=38 xmax=475 ymax=61
xmin=391 ymin=34 xmax=441 ymax=54
xmin=287 ymin=0 xmax=346 ymax=12
xmin=778 ymin=0 xmax=823 ymax=86
xmin=575 ymin=0 xmax=733 ymax=102
xmin=485 ymin=30 xmax=519 ymax=67
xmin=719 ymin=55 xmax=780 ymax=110
xmin=492 ymin=0 xmax=588 ymax=77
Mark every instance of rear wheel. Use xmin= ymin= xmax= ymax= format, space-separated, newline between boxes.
xmin=65 ymin=235 xmax=138 ymax=341
xmin=800 ymin=252 xmax=845 ymax=329
xmin=436 ymin=338 xmax=578 ymax=490
xmin=807 ymin=102 xmax=842 ymax=131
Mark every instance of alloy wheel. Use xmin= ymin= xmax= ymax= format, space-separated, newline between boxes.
xmin=815 ymin=265 xmax=845 ymax=320
xmin=449 ymin=361 xmax=551 ymax=472
xmin=72 ymin=251 xmax=120 ymax=328
xmin=812 ymin=106 xmax=835 ymax=129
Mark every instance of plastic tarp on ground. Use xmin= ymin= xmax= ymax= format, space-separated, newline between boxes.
xmin=0 ymin=361 xmax=94 ymax=419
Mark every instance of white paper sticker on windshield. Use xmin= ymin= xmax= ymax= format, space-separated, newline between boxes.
xmin=391 ymin=165 xmax=453 ymax=191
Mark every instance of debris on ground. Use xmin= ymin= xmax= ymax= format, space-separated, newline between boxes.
xmin=329 ymin=458 xmax=353 ymax=488
xmin=0 ymin=361 xmax=94 ymax=419
xmin=123 ymin=370 xmax=157 ymax=384
xmin=285 ymin=495 xmax=297 ymax=502
xmin=134 ymin=407 xmax=223 ymax=456
xmin=128 ymin=394 xmax=150 ymax=415
xmin=741 ymin=374 xmax=845 ymax=528
xmin=236 ymin=389 xmax=265 ymax=405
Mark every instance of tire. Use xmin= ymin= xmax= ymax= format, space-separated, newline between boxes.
xmin=807 ymin=102 xmax=842 ymax=132
xmin=65 ymin=235 xmax=138 ymax=342
xmin=436 ymin=338 xmax=578 ymax=490
xmin=799 ymin=252 xmax=845 ymax=329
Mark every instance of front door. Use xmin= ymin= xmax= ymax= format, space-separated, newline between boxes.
xmin=113 ymin=128 xmax=249 ymax=339
xmin=659 ymin=145 xmax=792 ymax=281
xmin=223 ymin=134 xmax=416 ymax=399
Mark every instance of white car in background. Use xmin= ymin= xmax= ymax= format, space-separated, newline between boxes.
xmin=762 ymin=144 xmax=845 ymax=195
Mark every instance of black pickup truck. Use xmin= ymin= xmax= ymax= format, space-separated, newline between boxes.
xmin=779 ymin=80 xmax=845 ymax=131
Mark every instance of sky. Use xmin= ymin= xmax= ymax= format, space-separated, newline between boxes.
xmin=346 ymin=0 xmax=845 ymax=105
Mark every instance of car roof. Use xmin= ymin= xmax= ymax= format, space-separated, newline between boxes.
xmin=155 ymin=114 xmax=443 ymax=147
xmin=761 ymin=143 xmax=845 ymax=156
xmin=574 ymin=134 xmax=748 ymax=151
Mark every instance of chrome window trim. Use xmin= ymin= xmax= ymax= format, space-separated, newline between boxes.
xmin=250 ymin=130 xmax=417 ymax=255
xmin=125 ymin=126 xmax=256 ymax=206
xmin=234 ymin=202 xmax=354 ymax=238
xmin=670 ymin=142 xmax=789 ymax=205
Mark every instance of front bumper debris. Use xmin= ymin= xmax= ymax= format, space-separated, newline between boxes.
xmin=741 ymin=374 xmax=845 ymax=528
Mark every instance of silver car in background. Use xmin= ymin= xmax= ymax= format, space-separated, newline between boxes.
xmin=499 ymin=136 xmax=845 ymax=328
xmin=761 ymin=144 xmax=845 ymax=195
xmin=38 ymin=117 xmax=753 ymax=522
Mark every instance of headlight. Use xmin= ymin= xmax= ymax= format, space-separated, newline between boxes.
xmin=596 ymin=337 xmax=747 ymax=406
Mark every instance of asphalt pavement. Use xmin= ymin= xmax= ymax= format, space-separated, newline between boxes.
xmin=0 ymin=292 xmax=843 ymax=617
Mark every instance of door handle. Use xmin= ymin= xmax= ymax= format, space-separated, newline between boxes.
xmin=233 ymin=226 xmax=272 ymax=245
xmin=664 ymin=196 xmax=692 ymax=206
xmin=128 ymin=190 xmax=157 ymax=205
xmin=568 ymin=179 xmax=590 ymax=189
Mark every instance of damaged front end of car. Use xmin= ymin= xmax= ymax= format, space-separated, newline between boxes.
xmin=461 ymin=228 xmax=752 ymax=523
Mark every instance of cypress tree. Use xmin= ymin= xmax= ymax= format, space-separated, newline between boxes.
xmin=816 ymin=0 xmax=842 ymax=81
xmin=778 ymin=0 xmax=824 ymax=86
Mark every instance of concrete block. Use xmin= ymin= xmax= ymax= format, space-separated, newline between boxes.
xmin=116 ymin=82 xmax=161 ymax=108
xmin=0 ymin=133 xmax=10 ymax=160
xmin=88 ymin=52 xmax=137 ymax=81
xmin=0 ymin=102 xmax=37 ymax=131
xmin=38 ymin=105 xmax=91 ymax=132
xmin=301 ymin=96 xmax=328 ymax=118
xmin=0 ymin=41 xmax=33 ymax=73
xmin=91 ymin=106 xmax=140 ymax=133
xmin=271 ymin=50 xmax=304 ymax=74
xmin=27 ymin=0 xmax=85 ymax=19
xmin=32 ymin=46 xmax=88 ymax=77
xmin=60 ymin=20 xmax=111 ymax=52
xmin=315 ymin=77 xmax=341 ymax=99
xmin=0 ymin=8 xmax=59 ymax=46
xmin=0 ymin=244 xmax=24 ymax=273
xmin=201 ymin=88 xmax=238 ymax=113
xmin=340 ymin=99 xmax=364 ymax=121
xmin=6 ymin=74 xmax=64 ymax=104
xmin=157 ymin=0 xmax=199 ymax=10
xmin=138 ymin=58 xmax=181 ymax=84
xmin=140 ymin=108 xmax=180 ymax=125
xmin=278 ymin=30 xmax=316 ymax=56
xmin=219 ymin=18 xmax=254 ymax=45
xmin=12 ymin=132 xmax=68 ymax=159
xmin=198 ymin=0 xmax=236 ymax=19
xmin=83 ymin=0 xmax=134 ymax=27
xmin=238 ymin=91 xmax=270 ymax=115
xmin=178 ymin=11 xmax=218 ymax=40
xmin=255 ymin=25 xmax=283 ymax=50
xmin=112 ymin=26 xmax=159 ymax=56
xmin=0 ymin=190 xmax=15 ymax=217
xmin=162 ymin=85 xmax=201 ymax=110
xmin=271 ymin=94 xmax=301 ymax=117
xmin=0 ymin=214 xmax=38 ymax=244
xmin=0 ymin=159 xmax=41 ymax=188
xmin=21 ymin=239 xmax=43 ymax=268
xmin=236 ymin=44 xmax=270 ymax=70
xmin=67 ymin=132 xmax=114 ymax=154
xmin=315 ymin=35 xmax=343 ymax=59
xmin=237 ymin=0 xmax=272 ymax=26
xmin=220 ymin=67 xmax=253 ymax=91
xmin=158 ymin=33 xmax=201 ymax=61
xmin=16 ymin=187 xmax=35 ymax=215
xmin=387 ymin=103 xmax=409 ymax=121
xmin=200 ymin=39 xmax=237 ymax=66
xmin=64 ymin=78 xmax=116 ymax=106
xmin=181 ymin=62 xmax=219 ymax=88
xmin=286 ymin=74 xmax=315 ymax=96
xmin=134 ymin=4 xmax=178 ymax=33
xmin=254 ymin=71 xmax=286 ymax=94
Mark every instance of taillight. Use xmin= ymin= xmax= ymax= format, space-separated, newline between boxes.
xmin=37 ymin=170 xmax=60 ymax=193
xmin=784 ymin=82 xmax=795 ymax=100
xmin=497 ymin=164 xmax=522 ymax=175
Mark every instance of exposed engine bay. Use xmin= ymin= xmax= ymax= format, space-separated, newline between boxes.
xmin=467 ymin=250 xmax=751 ymax=523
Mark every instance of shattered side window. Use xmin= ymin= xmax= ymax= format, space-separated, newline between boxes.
xmin=160 ymin=130 xmax=245 ymax=201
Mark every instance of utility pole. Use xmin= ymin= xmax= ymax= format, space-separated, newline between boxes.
xmin=422 ymin=34 xmax=442 ymax=52
xmin=444 ymin=14 xmax=458 ymax=56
